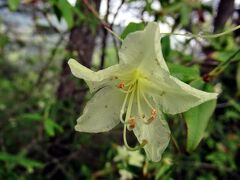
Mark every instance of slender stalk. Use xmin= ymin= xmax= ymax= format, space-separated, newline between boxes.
xmin=83 ymin=0 xmax=123 ymax=42
xmin=171 ymin=134 xmax=182 ymax=154
xmin=161 ymin=24 xmax=240 ymax=39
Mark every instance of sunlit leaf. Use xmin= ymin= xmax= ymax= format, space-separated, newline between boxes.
xmin=57 ymin=0 xmax=74 ymax=28
xmin=168 ymin=63 xmax=200 ymax=82
xmin=211 ymin=50 xmax=240 ymax=62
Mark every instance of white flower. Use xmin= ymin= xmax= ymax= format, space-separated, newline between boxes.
xmin=68 ymin=22 xmax=218 ymax=162
xmin=114 ymin=146 xmax=144 ymax=167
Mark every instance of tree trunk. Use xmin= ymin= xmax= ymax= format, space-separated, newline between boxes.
xmin=57 ymin=0 xmax=101 ymax=102
xmin=214 ymin=0 xmax=235 ymax=32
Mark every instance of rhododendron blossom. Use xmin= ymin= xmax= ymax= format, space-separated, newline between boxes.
xmin=68 ymin=22 xmax=217 ymax=162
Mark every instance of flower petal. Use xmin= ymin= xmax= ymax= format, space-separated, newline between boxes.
xmin=68 ymin=58 xmax=125 ymax=92
xmin=68 ymin=58 xmax=122 ymax=81
xmin=75 ymin=86 xmax=125 ymax=133
xmin=143 ymin=68 xmax=218 ymax=115
xmin=133 ymin=107 xmax=170 ymax=162
xmin=119 ymin=22 xmax=169 ymax=72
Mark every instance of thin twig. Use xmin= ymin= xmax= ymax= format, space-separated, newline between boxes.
xmin=83 ymin=0 xmax=122 ymax=41
xmin=99 ymin=0 xmax=110 ymax=69
xmin=109 ymin=0 xmax=125 ymax=62
xmin=42 ymin=10 xmax=60 ymax=33
xmin=171 ymin=134 xmax=182 ymax=154
xmin=203 ymin=48 xmax=240 ymax=82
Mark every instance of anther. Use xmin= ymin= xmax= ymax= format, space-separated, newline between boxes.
xmin=146 ymin=109 xmax=157 ymax=124
xmin=128 ymin=117 xmax=136 ymax=129
xmin=117 ymin=82 xmax=125 ymax=89
xmin=151 ymin=109 xmax=157 ymax=118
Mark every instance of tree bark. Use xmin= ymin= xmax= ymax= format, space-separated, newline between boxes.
xmin=57 ymin=0 xmax=101 ymax=101
xmin=214 ymin=0 xmax=235 ymax=32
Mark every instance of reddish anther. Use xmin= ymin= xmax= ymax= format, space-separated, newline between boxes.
xmin=128 ymin=117 xmax=136 ymax=129
xmin=117 ymin=82 xmax=125 ymax=89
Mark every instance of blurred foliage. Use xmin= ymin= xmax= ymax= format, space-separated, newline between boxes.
xmin=0 ymin=0 xmax=240 ymax=179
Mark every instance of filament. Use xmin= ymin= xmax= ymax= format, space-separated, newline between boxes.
xmin=137 ymin=83 xmax=148 ymax=123
xmin=141 ymin=90 xmax=154 ymax=110
xmin=120 ymin=92 xmax=129 ymax=124
xmin=123 ymin=124 xmax=148 ymax=151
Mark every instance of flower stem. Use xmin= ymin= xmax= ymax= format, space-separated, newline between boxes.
xmin=161 ymin=24 xmax=240 ymax=39
xmin=171 ymin=134 xmax=182 ymax=154
xmin=203 ymin=48 xmax=240 ymax=82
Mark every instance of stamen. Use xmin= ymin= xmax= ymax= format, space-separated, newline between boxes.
xmin=119 ymin=89 xmax=131 ymax=93
xmin=146 ymin=109 xmax=157 ymax=124
xmin=127 ymin=117 xmax=136 ymax=130
xmin=119 ymin=84 xmax=135 ymax=93
xmin=151 ymin=109 xmax=157 ymax=118
xmin=123 ymin=124 xmax=148 ymax=151
xmin=120 ymin=91 xmax=130 ymax=124
xmin=124 ymin=79 xmax=135 ymax=87
xmin=141 ymin=91 xmax=154 ymax=110
xmin=119 ymin=83 xmax=136 ymax=124
xmin=121 ymin=83 xmax=147 ymax=150
xmin=117 ymin=82 xmax=125 ymax=89
xmin=125 ymin=84 xmax=136 ymax=120
xmin=137 ymin=84 xmax=148 ymax=123
xmin=137 ymin=85 xmax=157 ymax=124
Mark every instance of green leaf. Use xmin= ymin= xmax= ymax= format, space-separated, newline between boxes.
xmin=44 ymin=118 xmax=63 ymax=137
xmin=20 ymin=113 xmax=42 ymax=122
xmin=0 ymin=152 xmax=43 ymax=172
xmin=180 ymin=4 xmax=190 ymax=26
xmin=121 ymin=22 xmax=145 ymax=39
xmin=161 ymin=36 xmax=171 ymax=58
xmin=183 ymin=80 xmax=217 ymax=152
xmin=57 ymin=0 xmax=74 ymax=28
xmin=7 ymin=0 xmax=20 ymax=11
xmin=211 ymin=50 xmax=240 ymax=62
xmin=168 ymin=63 xmax=200 ymax=82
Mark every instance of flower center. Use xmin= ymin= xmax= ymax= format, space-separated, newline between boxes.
xmin=115 ymin=70 xmax=157 ymax=151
